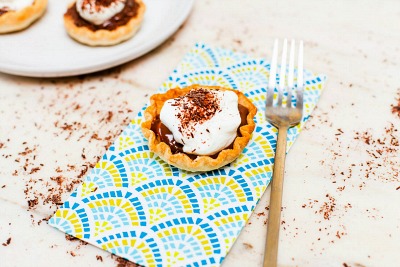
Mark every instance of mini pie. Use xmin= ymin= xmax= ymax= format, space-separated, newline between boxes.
xmin=141 ymin=84 xmax=257 ymax=172
xmin=0 ymin=0 xmax=48 ymax=34
xmin=63 ymin=0 xmax=146 ymax=46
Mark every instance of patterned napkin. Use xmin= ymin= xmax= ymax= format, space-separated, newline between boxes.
xmin=49 ymin=43 xmax=327 ymax=267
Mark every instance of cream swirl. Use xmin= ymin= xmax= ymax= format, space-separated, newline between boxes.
xmin=160 ymin=88 xmax=241 ymax=156
xmin=0 ymin=0 xmax=34 ymax=11
xmin=76 ymin=0 xmax=126 ymax=25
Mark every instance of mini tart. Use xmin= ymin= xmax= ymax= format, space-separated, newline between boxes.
xmin=63 ymin=0 xmax=146 ymax=46
xmin=141 ymin=84 xmax=257 ymax=172
xmin=0 ymin=0 xmax=48 ymax=34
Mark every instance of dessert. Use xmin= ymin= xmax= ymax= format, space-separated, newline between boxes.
xmin=63 ymin=0 xmax=146 ymax=46
xmin=141 ymin=85 xmax=257 ymax=172
xmin=0 ymin=0 xmax=48 ymax=33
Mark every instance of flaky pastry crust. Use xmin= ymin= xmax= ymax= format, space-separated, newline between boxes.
xmin=0 ymin=0 xmax=48 ymax=33
xmin=63 ymin=0 xmax=145 ymax=46
xmin=141 ymin=84 xmax=257 ymax=172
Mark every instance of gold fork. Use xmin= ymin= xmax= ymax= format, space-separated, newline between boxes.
xmin=263 ymin=39 xmax=304 ymax=267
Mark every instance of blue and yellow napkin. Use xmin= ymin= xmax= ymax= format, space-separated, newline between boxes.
xmin=49 ymin=43 xmax=327 ymax=266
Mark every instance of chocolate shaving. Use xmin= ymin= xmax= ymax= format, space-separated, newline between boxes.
xmin=391 ymin=90 xmax=400 ymax=118
xmin=2 ymin=237 xmax=11 ymax=246
xmin=112 ymin=254 xmax=145 ymax=267
xmin=171 ymin=88 xmax=221 ymax=138
xmin=81 ymin=0 xmax=119 ymax=10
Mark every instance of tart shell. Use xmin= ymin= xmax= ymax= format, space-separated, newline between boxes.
xmin=63 ymin=0 xmax=146 ymax=46
xmin=0 ymin=0 xmax=48 ymax=34
xmin=141 ymin=84 xmax=257 ymax=172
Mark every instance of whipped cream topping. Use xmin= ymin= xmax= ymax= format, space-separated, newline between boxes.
xmin=160 ymin=88 xmax=242 ymax=156
xmin=76 ymin=0 xmax=126 ymax=25
xmin=0 ymin=0 xmax=34 ymax=11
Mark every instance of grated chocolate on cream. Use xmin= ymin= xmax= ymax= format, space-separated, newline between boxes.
xmin=171 ymin=88 xmax=221 ymax=136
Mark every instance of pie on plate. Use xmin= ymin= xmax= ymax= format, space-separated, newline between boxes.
xmin=63 ymin=0 xmax=146 ymax=46
xmin=0 ymin=0 xmax=48 ymax=33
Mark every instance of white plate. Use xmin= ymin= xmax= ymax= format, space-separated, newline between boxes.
xmin=0 ymin=0 xmax=194 ymax=77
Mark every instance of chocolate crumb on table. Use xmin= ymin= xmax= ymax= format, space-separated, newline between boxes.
xmin=353 ymin=124 xmax=399 ymax=183
xmin=296 ymin=90 xmax=399 ymax=254
xmin=65 ymin=234 xmax=78 ymax=242
xmin=112 ymin=254 xmax=145 ymax=267
xmin=2 ymin=237 xmax=11 ymax=247
xmin=242 ymin=242 xmax=254 ymax=249
xmin=64 ymin=234 xmax=88 ymax=247
xmin=319 ymin=194 xmax=336 ymax=220
xmin=0 ymin=69 xmax=139 ymax=267
xmin=391 ymin=89 xmax=400 ymax=118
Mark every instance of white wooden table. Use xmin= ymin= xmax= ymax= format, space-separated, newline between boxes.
xmin=1 ymin=0 xmax=399 ymax=266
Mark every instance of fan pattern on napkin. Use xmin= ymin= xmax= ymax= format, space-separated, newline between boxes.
xmin=49 ymin=43 xmax=326 ymax=267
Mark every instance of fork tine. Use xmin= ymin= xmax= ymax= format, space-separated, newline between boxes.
xmin=277 ymin=39 xmax=288 ymax=107
xmin=266 ymin=39 xmax=278 ymax=107
xmin=296 ymin=41 xmax=304 ymax=109
xmin=286 ymin=39 xmax=295 ymax=108
xmin=296 ymin=87 xmax=304 ymax=111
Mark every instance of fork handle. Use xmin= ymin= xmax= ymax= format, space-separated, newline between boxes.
xmin=263 ymin=126 xmax=288 ymax=267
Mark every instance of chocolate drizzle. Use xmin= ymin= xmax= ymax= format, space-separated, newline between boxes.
xmin=65 ymin=0 xmax=139 ymax=31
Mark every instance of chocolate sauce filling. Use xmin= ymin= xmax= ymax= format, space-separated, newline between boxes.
xmin=151 ymin=104 xmax=250 ymax=160
xmin=0 ymin=8 xmax=8 ymax=16
xmin=65 ymin=0 xmax=139 ymax=31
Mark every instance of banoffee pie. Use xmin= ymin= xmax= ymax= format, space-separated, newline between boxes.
xmin=64 ymin=0 xmax=145 ymax=46
xmin=0 ymin=0 xmax=48 ymax=33
xmin=141 ymin=85 xmax=257 ymax=172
